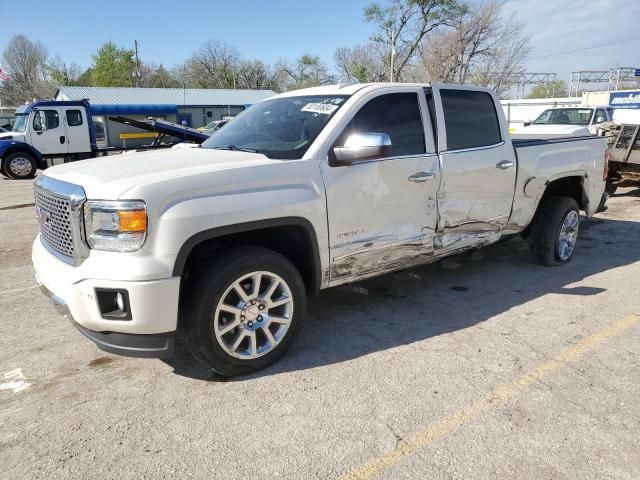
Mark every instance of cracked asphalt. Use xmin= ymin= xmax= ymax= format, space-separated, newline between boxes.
xmin=1 ymin=177 xmax=639 ymax=479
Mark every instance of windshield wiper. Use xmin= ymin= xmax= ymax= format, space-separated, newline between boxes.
xmin=213 ymin=145 xmax=257 ymax=153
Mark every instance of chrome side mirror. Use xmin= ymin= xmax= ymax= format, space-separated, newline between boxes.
xmin=332 ymin=132 xmax=392 ymax=165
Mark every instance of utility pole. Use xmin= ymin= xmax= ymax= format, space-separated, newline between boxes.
xmin=389 ymin=30 xmax=396 ymax=83
xmin=133 ymin=40 xmax=141 ymax=87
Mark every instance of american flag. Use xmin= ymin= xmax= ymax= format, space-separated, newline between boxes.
xmin=0 ymin=68 xmax=8 ymax=81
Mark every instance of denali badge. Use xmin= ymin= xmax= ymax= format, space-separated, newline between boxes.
xmin=36 ymin=206 xmax=50 ymax=226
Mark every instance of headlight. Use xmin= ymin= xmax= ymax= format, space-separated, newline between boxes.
xmin=84 ymin=200 xmax=147 ymax=252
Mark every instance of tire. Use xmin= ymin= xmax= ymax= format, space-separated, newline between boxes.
xmin=181 ymin=246 xmax=307 ymax=376
xmin=605 ymin=181 xmax=617 ymax=196
xmin=4 ymin=152 xmax=37 ymax=179
xmin=0 ymin=159 xmax=8 ymax=178
xmin=528 ymin=196 xmax=580 ymax=266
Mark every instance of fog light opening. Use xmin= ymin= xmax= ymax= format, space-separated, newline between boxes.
xmin=95 ymin=288 xmax=132 ymax=321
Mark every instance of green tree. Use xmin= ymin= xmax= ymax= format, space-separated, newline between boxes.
xmin=90 ymin=42 xmax=135 ymax=87
xmin=526 ymin=81 xmax=568 ymax=99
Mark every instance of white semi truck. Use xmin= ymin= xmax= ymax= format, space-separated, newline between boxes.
xmin=0 ymin=99 xmax=207 ymax=179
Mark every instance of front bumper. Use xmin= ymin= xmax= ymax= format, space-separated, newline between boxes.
xmin=33 ymin=237 xmax=180 ymax=358
xmin=37 ymin=282 xmax=175 ymax=358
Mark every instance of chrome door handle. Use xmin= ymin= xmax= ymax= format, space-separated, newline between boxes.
xmin=408 ymin=172 xmax=434 ymax=182
xmin=496 ymin=160 xmax=514 ymax=169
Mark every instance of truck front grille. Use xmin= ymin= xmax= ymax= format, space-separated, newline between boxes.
xmin=35 ymin=188 xmax=75 ymax=257
xmin=34 ymin=176 xmax=87 ymax=265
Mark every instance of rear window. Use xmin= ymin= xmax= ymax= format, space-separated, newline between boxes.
xmin=66 ymin=109 xmax=83 ymax=127
xmin=441 ymin=90 xmax=501 ymax=150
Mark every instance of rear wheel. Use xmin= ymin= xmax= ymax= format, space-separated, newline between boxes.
xmin=181 ymin=246 xmax=306 ymax=376
xmin=528 ymin=196 xmax=580 ymax=266
xmin=4 ymin=152 xmax=37 ymax=179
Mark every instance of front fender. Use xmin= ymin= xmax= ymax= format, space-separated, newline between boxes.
xmin=0 ymin=140 xmax=44 ymax=168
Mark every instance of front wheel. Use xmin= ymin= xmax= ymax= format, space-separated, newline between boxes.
xmin=528 ymin=196 xmax=580 ymax=266
xmin=4 ymin=152 xmax=37 ymax=179
xmin=181 ymin=246 xmax=306 ymax=376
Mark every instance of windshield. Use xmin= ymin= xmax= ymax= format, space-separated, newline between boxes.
xmin=12 ymin=113 xmax=29 ymax=133
xmin=532 ymin=108 xmax=593 ymax=126
xmin=202 ymin=95 xmax=349 ymax=159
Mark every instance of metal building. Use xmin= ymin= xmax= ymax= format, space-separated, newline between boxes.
xmin=54 ymin=86 xmax=276 ymax=129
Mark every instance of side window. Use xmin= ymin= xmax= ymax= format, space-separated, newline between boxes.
xmin=607 ymin=108 xmax=614 ymax=120
xmin=440 ymin=90 xmax=501 ymax=151
xmin=337 ymin=92 xmax=425 ymax=157
xmin=66 ymin=109 xmax=83 ymax=127
xmin=594 ymin=109 xmax=606 ymax=124
xmin=33 ymin=110 xmax=60 ymax=131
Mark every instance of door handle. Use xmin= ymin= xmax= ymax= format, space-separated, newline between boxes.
xmin=59 ymin=136 xmax=66 ymax=144
xmin=496 ymin=160 xmax=514 ymax=169
xmin=408 ymin=172 xmax=435 ymax=183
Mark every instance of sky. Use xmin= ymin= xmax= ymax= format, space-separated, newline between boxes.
xmin=1 ymin=0 xmax=639 ymax=88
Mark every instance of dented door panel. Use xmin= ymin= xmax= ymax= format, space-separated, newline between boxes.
xmin=324 ymin=154 xmax=440 ymax=285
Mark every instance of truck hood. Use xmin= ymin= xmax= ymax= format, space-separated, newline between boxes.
xmin=43 ymin=147 xmax=280 ymax=199
xmin=516 ymin=124 xmax=591 ymax=135
xmin=0 ymin=132 xmax=25 ymax=142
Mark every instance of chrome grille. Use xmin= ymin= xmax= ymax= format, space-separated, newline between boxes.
xmin=35 ymin=187 xmax=74 ymax=257
xmin=34 ymin=176 xmax=87 ymax=265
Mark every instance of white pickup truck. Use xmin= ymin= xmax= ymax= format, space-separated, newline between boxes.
xmin=517 ymin=106 xmax=614 ymax=136
xmin=32 ymin=82 xmax=608 ymax=376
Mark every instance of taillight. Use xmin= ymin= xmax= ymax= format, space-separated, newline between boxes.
xmin=603 ymin=149 xmax=610 ymax=181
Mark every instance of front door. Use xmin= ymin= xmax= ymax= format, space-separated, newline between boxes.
xmin=430 ymin=85 xmax=516 ymax=250
xmin=29 ymin=108 xmax=67 ymax=155
xmin=320 ymin=89 xmax=440 ymax=285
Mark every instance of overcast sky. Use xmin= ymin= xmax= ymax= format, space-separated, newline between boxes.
xmin=1 ymin=0 xmax=638 ymax=90
xmin=504 ymin=0 xmax=640 ymax=85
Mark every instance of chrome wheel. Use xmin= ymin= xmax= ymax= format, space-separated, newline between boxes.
xmin=213 ymin=271 xmax=293 ymax=360
xmin=8 ymin=156 xmax=33 ymax=177
xmin=557 ymin=210 xmax=579 ymax=261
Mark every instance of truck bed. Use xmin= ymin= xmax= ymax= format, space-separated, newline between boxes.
xmin=511 ymin=134 xmax=600 ymax=148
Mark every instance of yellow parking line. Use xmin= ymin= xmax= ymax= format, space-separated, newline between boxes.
xmin=340 ymin=314 xmax=640 ymax=480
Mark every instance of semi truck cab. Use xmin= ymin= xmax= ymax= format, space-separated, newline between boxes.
xmin=0 ymin=100 xmax=96 ymax=179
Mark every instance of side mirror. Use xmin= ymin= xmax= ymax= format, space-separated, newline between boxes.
xmin=332 ymin=132 xmax=392 ymax=165
xmin=595 ymin=116 xmax=605 ymax=123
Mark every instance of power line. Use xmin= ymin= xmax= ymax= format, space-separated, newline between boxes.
xmin=530 ymin=36 xmax=640 ymax=59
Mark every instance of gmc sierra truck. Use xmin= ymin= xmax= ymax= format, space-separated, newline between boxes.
xmin=32 ymin=83 xmax=608 ymax=376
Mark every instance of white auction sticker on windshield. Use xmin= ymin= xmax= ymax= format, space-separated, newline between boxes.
xmin=301 ymin=103 xmax=338 ymax=115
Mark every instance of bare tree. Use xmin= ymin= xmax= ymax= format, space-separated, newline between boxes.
xmin=45 ymin=54 xmax=83 ymax=86
xmin=364 ymin=0 xmax=464 ymax=81
xmin=236 ymin=60 xmax=279 ymax=90
xmin=0 ymin=34 xmax=52 ymax=105
xmin=183 ymin=40 xmax=241 ymax=88
xmin=334 ymin=44 xmax=388 ymax=82
xmin=419 ymin=1 xmax=531 ymax=96
xmin=277 ymin=54 xmax=334 ymax=90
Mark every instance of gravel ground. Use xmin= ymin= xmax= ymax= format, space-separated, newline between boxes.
xmin=1 ymin=176 xmax=639 ymax=480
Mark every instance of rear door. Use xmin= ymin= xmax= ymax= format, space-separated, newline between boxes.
xmin=63 ymin=107 xmax=91 ymax=153
xmin=29 ymin=108 xmax=67 ymax=155
xmin=430 ymin=84 xmax=516 ymax=247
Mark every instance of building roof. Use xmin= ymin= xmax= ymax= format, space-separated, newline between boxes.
xmin=54 ymin=86 xmax=276 ymax=106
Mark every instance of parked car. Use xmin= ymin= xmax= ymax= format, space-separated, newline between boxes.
xmin=516 ymin=106 xmax=614 ymax=136
xmin=32 ymin=82 xmax=607 ymax=376
xmin=198 ymin=119 xmax=228 ymax=134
